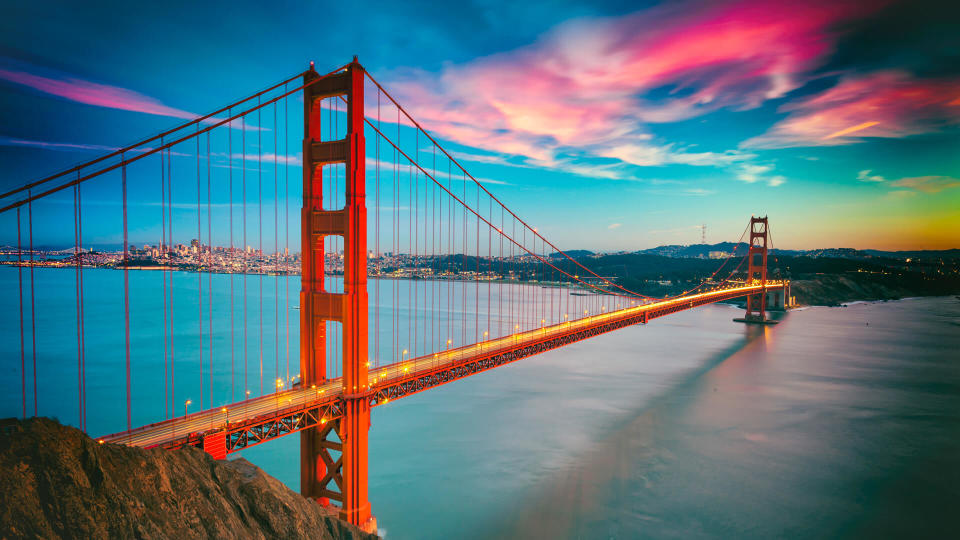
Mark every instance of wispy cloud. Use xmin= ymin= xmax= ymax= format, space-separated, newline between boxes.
xmin=0 ymin=60 xmax=265 ymax=131
xmin=743 ymin=70 xmax=960 ymax=148
xmin=0 ymin=65 xmax=196 ymax=119
xmin=857 ymin=170 xmax=885 ymax=182
xmin=890 ymin=175 xmax=960 ymax=194
xmin=733 ymin=163 xmax=786 ymax=186
xmin=856 ymin=168 xmax=960 ymax=193
xmin=607 ymin=223 xmax=622 ymax=230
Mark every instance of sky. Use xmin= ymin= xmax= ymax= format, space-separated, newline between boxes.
xmin=1 ymin=0 xmax=958 ymax=251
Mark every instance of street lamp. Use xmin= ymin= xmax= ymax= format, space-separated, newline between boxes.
xmin=184 ymin=399 xmax=191 ymax=418
xmin=222 ymin=407 xmax=229 ymax=425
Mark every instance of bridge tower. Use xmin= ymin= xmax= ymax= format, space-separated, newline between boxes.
xmin=742 ymin=216 xmax=770 ymax=323
xmin=299 ymin=59 xmax=375 ymax=533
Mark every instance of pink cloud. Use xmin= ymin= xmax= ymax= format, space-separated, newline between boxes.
xmin=0 ymin=67 xmax=196 ymax=119
xmin=0 ymin=65 xmax=266 ymax=133
xmin=743 ymin=71 xmax=960 ymax=148
xmin=386 ymin=0 xmax=881 ymax=174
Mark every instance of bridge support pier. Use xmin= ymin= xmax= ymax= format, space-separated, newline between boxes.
xmin=300 ymin=59 xmax=376 ymax=533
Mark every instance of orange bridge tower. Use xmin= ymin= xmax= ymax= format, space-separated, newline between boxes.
xmin=735 ymin=216 xmax=779 ymax=325
xmin=299 ymin=58 xmax=375 ymax=533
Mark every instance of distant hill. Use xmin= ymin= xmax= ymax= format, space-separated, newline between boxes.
xmin=550 ymin=249 xmax=594 ymax=258
xmin=637 ymin=242 xmax=802 ymax=259
xmin=864 ymin=249 xmax=960 ymax=261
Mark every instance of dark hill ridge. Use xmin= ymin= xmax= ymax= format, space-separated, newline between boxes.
xmin=0 ymin=418 xmax=377 ymax=540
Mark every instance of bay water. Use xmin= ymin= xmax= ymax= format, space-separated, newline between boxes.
xmin=1 ymin=267 xmax=957 ymax=538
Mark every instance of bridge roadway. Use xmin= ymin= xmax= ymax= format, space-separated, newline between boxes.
xmin=100 ymin=282 xmax=785 ymax=453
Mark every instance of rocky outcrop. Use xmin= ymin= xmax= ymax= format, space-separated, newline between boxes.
xmin=0 ymin=418 xmax=377 ymax=540
xmin=790 ymin=275 xmax=922 ymax=306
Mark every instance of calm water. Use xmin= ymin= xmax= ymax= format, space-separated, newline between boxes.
xmin=2 ymin=267 xmax=958 ymax=538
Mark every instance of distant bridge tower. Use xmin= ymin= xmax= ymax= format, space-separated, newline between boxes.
xmin=299 ymin=59 xmax=376 ymax=533
xmin=736 ymin=216 xmax=777 ymax=324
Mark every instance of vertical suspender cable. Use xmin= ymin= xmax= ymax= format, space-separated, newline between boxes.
xmin=228 ymin=112 xmax=235 ymax=402
xmin=77 ymin=179 xmax=86 ymax=430
xmin=196 ymin=130 xmax=204 ymax=410
xmin=17 ymin=208 xmax=25 ymax=418
xmin=74 ymin=183 xmax=83 ymax=430
xmin=122 ymin=158 xmax=131 ymax=433
xmin=161 ymin=141 xmax=169 ymax=419
xmin=242 ymin=116 xmax=248 ymax=398
xmin=167 ymin=147 xmax=175 ymax=417
xmin=375 ymin=89 xmax=380 ymax=368
xmin=258 ymin=101 xmax=264 ymax=394
xmin=28 ymin=193 xmax=37 ymax=416
xmin=284 ymin=90 xmax=290 ymax=383
xmin=207 ymin=131 xmax=213 ymax=406
xmin=274 ymin=102 xmax=279 ymax=385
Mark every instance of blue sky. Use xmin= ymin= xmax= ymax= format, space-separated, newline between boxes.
xmin=1 ymin=0 xmax=958 ymax=251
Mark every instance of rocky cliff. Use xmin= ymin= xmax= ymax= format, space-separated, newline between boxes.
xmin=0 ymin=418 xmax=377 ymax=540
xmin=790 ymin=275 xmax=936 ymax=306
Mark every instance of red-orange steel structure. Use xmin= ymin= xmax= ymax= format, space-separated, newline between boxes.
xmin=3 ymin=58 xmax=795 ymax=536
xmin=744 ymin=216 xmax=769 ymax=322
xmin=299 ymin=59 xmax=375 ymax=532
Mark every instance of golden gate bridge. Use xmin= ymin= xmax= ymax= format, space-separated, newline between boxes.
xmin=0 ymin=58 xmax=788 ymax=532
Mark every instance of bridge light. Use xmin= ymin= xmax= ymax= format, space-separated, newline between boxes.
xmin=321 ymin=417 xmax=327 ymax=424
xmin=98 ymin=440 xmax=104 ymax=444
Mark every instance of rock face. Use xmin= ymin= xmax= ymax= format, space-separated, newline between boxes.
xmin=0 ymin=418 xmax=377 ymax=540
xmin=790 ymin=275 xmax=919 ymax=306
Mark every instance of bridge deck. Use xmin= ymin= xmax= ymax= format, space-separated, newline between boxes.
xmin=100 ymin=282 xmax=784 ymax=452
